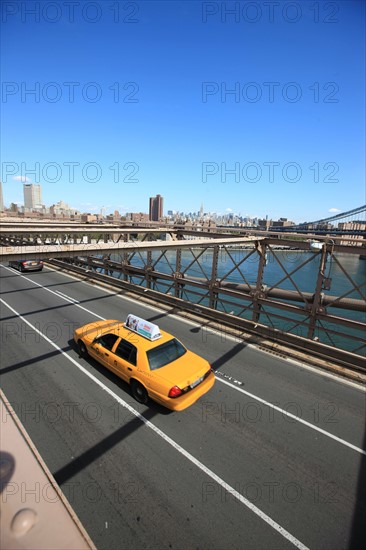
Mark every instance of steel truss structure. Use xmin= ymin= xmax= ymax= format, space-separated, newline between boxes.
xmin=1 ymin=222 xmax=364 ymax=373
xmin=54 ymin=236 xmax=365 ymax=373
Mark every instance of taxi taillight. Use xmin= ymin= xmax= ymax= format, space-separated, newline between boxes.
xmin=168 ymin=386 xmax=183 ymax=398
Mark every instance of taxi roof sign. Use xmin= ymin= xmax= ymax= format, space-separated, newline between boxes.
xmin=124 ymin=314 xmax=162 ymax=341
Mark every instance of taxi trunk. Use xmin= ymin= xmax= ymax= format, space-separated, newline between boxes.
xmin=153 ymin=350 xmax=211 ymax=393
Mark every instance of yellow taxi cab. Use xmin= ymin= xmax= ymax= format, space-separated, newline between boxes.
xmin=74 ymin=314 xmax=215 ymax=411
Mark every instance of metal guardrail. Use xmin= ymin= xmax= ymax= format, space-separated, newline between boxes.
xmin=1 ymin=221 xmax=364 ymax=377
xmin=48 ymin=258 xmax=366 ymax=380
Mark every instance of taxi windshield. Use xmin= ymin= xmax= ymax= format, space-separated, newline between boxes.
xmin=147 ymin=338 xmax=187 ymax=370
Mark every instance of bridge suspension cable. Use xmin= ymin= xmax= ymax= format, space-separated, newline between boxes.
xmin=295 ymin=204 xmax=366 ymax=227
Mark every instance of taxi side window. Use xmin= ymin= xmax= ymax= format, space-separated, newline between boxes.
xmin=114 ymin=339 xmax=137 ymax=365
xmin=95 ymin=333 xmax=119 ymax=351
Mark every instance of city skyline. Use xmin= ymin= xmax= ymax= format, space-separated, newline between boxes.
xmin=2 ymin=182 xmax=365 ymax=231
xmin=1 ymin=168 xmax=364 ymax=224
xmin=1 ymin=180 xmax=365 ymax=227
xmin=0 ymin=180 xmax=300 ymax=224
xmin=1 ymin=2 xmax=365 ymax=224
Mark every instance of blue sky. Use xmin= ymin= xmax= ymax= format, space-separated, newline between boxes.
xmin=1 ymin=0 xmax=365 ymax=223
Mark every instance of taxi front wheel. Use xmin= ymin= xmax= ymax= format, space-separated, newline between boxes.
xmin=131 ymin=380 xmax=148 ymax=405
xmin=78 ymin=340 xmax=89 ymax=359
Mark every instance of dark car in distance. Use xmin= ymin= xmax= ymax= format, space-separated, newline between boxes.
xmin=9 ymin=260 xmax=43 ymax=272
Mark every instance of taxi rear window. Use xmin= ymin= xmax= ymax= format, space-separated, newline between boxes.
xmin=147 ymin=338 xmax=186 ymax=370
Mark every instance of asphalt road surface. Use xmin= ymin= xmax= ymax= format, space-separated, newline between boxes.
xmin=1 ymin=263 xmax=365 ymax=550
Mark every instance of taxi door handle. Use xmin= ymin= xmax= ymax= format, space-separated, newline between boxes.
xmin=128 ymin=367 xmax=132 ymax=371
xmin=105 ymin=352 xmax=109 ymax=357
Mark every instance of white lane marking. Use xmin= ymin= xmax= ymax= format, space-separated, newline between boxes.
xmin=216 ymin=377 xmax=366 ymax=456
xmin=1 ymin=266 xmax=105 ymax=320
xmin=38 ymin=264 xmax=366 ymax=392
xmin=0 ymin=297 xmax=309 ymax=550
xmin=1 ymin=264 xmax=365 ymax=454
xmin=54 ymin=290 xmax=79 ymax=303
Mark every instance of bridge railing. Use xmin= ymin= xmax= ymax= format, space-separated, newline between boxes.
xmin=47 ymin=237 xmax=365 ymax=378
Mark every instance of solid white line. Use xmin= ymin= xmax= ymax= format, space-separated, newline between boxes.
xmin=216 ymin=377 xmax=366 ymax=456
xmin=2 ymin=264 xmax=365 ymax=454
xmin=0 ymin=297 xmax=309 ymax=550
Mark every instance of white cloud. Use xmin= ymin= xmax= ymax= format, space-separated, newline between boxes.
xmin=226 ymin=208 xmax=233 ymax=212
xmin=12 ymin=175 xmax=31 ymax=183
xmin=328 ymin=207 xmax=341 ymax=213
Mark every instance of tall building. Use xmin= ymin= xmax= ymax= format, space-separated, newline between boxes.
xmin=24 ymin=184 xmax=42 ymax=210
xmin=149 ymin=194 xmax=163 ymax=221
xmin=0 ymin=181 xmax=4 ymax=211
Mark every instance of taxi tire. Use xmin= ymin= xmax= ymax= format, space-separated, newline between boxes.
xmin=78 ymin=340 xmax=89 ymax=359
xmin=131 ymin=380 xmax=149 ymax=405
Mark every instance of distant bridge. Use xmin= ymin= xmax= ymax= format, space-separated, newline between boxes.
xmin=285 ymin=204 xmax=366 ymax=231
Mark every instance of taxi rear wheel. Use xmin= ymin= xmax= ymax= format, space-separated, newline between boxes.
xmin=78 ymin=340 xmax=88 ymax=359
xmin=131 ymin=380 xmax=148 ymax=405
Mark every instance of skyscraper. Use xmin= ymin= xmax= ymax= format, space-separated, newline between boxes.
xmin=24 ymin=184 xmax=42 ymax=210
xmin=149 ymin=194 xmax=163 ymax=221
